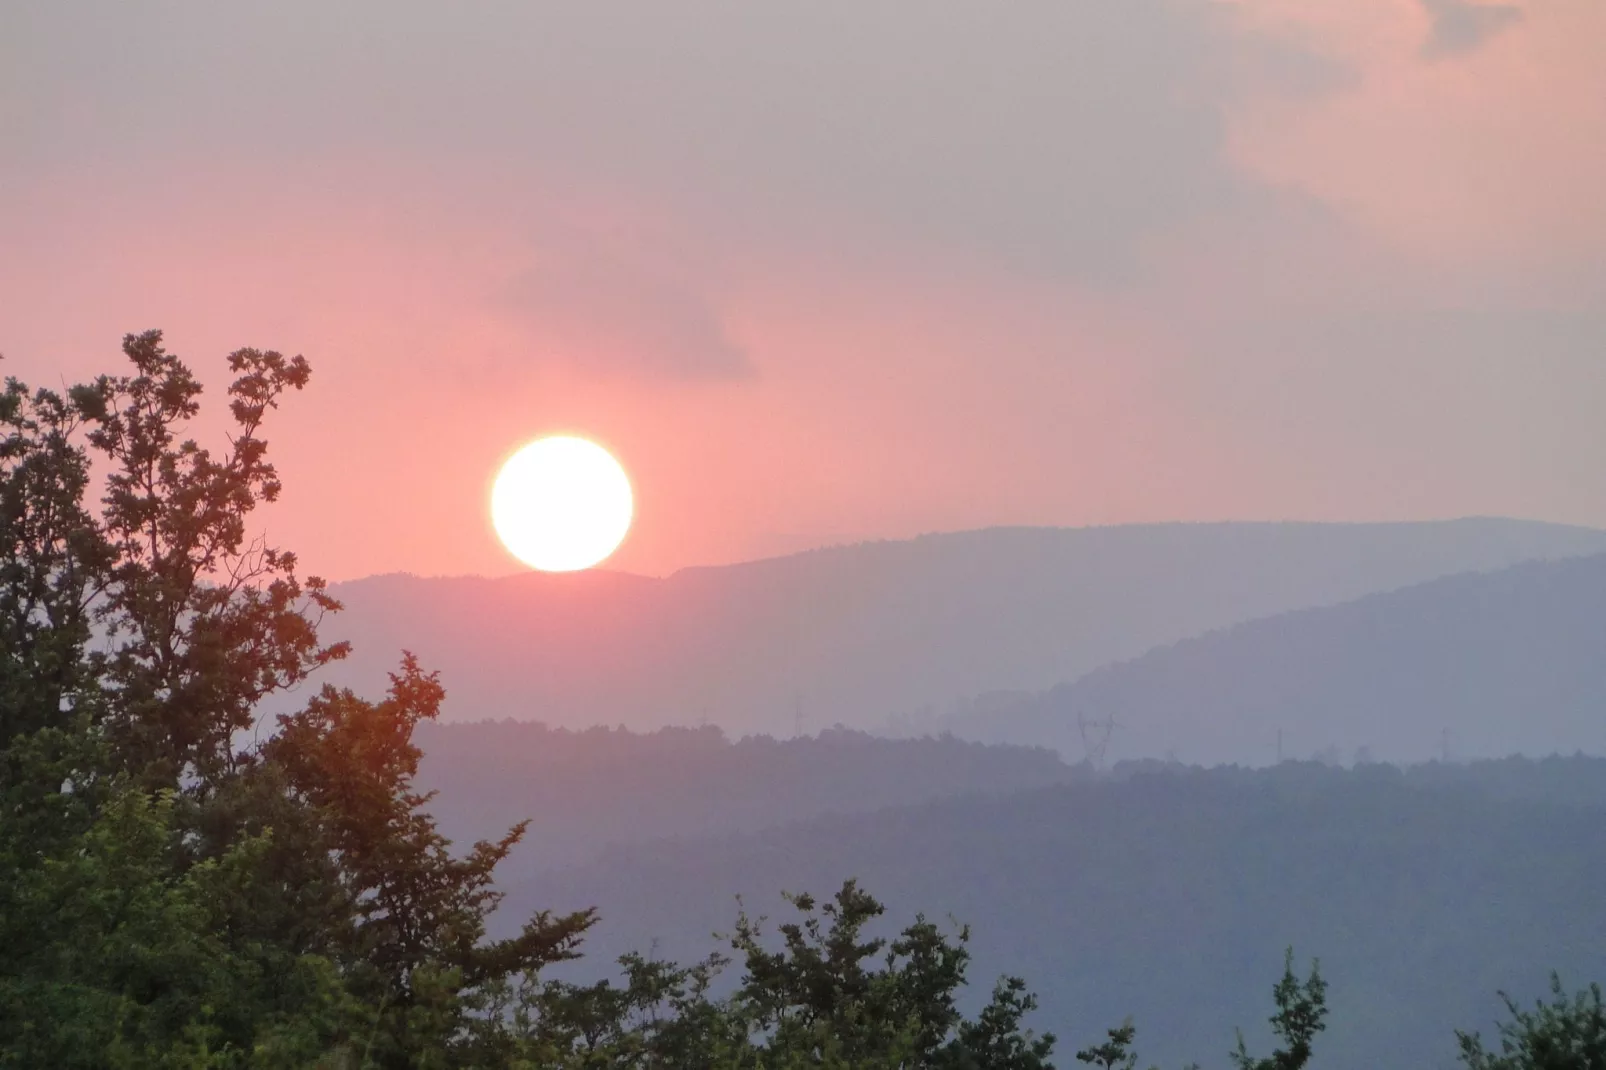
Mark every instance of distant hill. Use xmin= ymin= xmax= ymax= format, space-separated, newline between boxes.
xmin=317 ymin=519 xmax=1606 ymax=737
xmin=946 ymin=552 xmax=1606 ymax=765
xmin=501 ymin=758 xmax=1606 ymax=1070
xmin=412 ymin=721 xmax=1076 ymax=877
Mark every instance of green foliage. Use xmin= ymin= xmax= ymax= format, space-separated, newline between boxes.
xmin=1458 ymin=976 xmax=1606 ymax=1070
xmin=1075 ymin=1020 xmax=1141 ymax=1070
xmin=0 ymin=332 xmax=1059 ymax=1068
xmin=455 ymin=880 xmax=1056 ymax=1068
xmin=1230 ymin=950 xmax=1327 ymax=1070
xmin=1071 ymin=951 xmax=1325 ymax=1070
xmin=0 ymin=333 xmax=587 ymax=1066
xmin=0 ymin=776 xmax=352 ymax=1068
xmin=3 ymin=330 xmax=1594 ymax=1068
xmin=717 ymin=880 xmax=1055 ymax=1069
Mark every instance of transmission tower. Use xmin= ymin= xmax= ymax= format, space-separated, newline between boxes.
xmin=1077 ymin=711 xmax=1119 ymax=769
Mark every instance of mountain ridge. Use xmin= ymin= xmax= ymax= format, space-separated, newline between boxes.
xmin=944 ymin=551 xmax=1606 ymax=764
xmin=311 ymin=518 xmax=1606 ymax=741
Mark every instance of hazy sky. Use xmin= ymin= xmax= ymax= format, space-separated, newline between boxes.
xmin=4 ymin=0 xmax=1603 ymax=579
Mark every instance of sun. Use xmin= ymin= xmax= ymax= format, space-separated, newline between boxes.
xmin=491 ymin=436 xmax=633 ymax=572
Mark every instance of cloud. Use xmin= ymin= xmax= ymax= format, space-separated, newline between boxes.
xmin=0 ymin=1 xmax=1351 ymax=287
xmin=1227 ymin=28 xmax=1359 ymax=102
xmin=1420 ymin=0 xmax=1523 ymax=59
xmin=8 ymin=0 xmax=1606 ymax=577
xmin=494 ymin=228 xmax=752 ymax=383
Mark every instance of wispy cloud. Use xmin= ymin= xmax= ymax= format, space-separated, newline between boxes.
xmin=496 ymin=236 xmax=753 ymax=383
xmin=3 ymin=0 xmax=1605 ymax=578
xmin=1420 ymin=0 xmax=1523 ymax=60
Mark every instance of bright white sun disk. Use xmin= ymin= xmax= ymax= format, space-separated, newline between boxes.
xmin=491 ymin=437 xmax=633 ymax=572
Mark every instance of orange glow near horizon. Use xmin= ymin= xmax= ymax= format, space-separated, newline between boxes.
xmin=7 ymin=2 xmax=1606 ymax=582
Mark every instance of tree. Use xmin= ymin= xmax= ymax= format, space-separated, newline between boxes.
xmin=0 ymin=332 xmax=591 ymax=1066
xmin=1458 ymin=975 xmax=1606 ymax=1070
xmin=1075 ymin=1021 xmax=1141 ymax=1070
xmin=721 ymin=879 xmax=1056 ymax=1069
xmin=1 ymin=331 xmax=1062 ymax=1068
xmin=1230 ymin=950 xmax=1328 ymax=1070
xmin=1072 ymin=951 xmax=1325 ymax=1070
xmin=478 ymin=879 xmax=1057 ymax=1068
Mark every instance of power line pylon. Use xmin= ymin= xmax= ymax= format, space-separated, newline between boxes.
xmin=1077 ymin=711 xmax=1118 ymax=770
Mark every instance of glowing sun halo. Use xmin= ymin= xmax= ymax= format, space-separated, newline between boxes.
xmin=491 ymin=436 xmax=633 ymax=572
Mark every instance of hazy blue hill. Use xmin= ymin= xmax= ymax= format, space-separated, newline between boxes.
xmin=497 ymin=758 xmax=1606 ymax=1070
xmin=321 ymin=519 xmax=1606 ymax=738
xmin=412 ymin=721 xmax=1079 ymax=876
xmin=948 ymin=552 xmax=1606 ymax=765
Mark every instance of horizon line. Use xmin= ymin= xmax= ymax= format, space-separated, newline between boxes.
xmin=324 ymin=514 xmax=1606 ymax=587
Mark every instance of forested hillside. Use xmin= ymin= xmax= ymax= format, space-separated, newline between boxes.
xmin=6 ymin=338 xmax=1602 ymax=1066
xmin=945 ymin=554 xmax=1606 ymax=764
xmin=501 ymin=757 xmax=1606 ymax=1070
xmin=316 ymin=520 xmax=1606 ymax=739
xmin=414 ymin=720 xmax=1079 ymax=874
xmin=14 ymin=0 xmax=1606 ymax=1056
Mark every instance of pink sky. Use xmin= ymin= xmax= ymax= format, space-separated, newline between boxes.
xmin=3 ymin=0 xmax=1603 ymax=579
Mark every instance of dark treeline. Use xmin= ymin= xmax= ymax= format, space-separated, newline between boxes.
xmin=2 ymin=335 xmax=1601 ymax=1067
xmin=1108 ymin=751 xmax=1606 ymax=808
xmin=510 ymin=755 xmax=1606 ymax=1070
xmin=415 ymin=720 xmax=1078 ymax=874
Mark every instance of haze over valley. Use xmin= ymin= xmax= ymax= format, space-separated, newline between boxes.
xmin=8 ymin=1 xmax=1606 ymax=1064
xmin=324 ymin=518 xmax=1606 ymax=765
